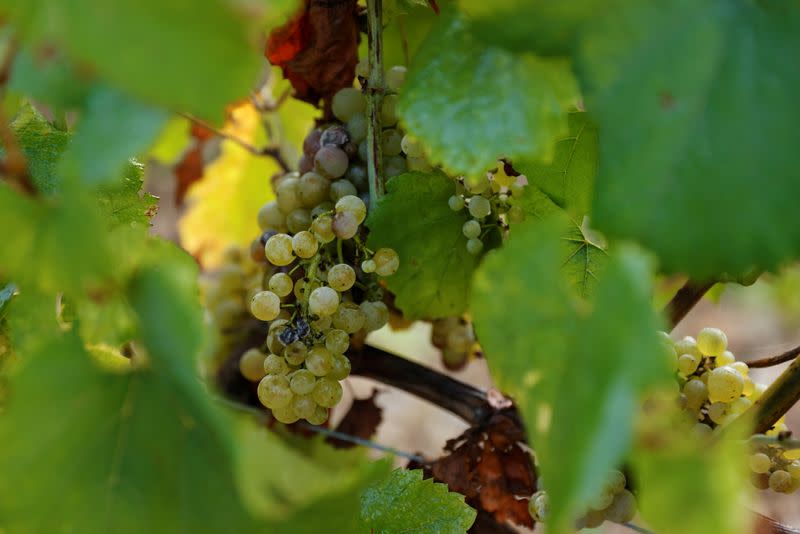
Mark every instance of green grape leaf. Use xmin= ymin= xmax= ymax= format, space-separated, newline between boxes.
xmin=397 ymin=13 xmax=577 ymax=176
xmin=4 ymin=0 xmax=263 ymax=121
xmin=361 ymin=469 xmax=476 ymax=534
xmin=95 ymin=161 xmax=158 ymax=230
xmin=61 ymin=86 xmax=167 ymax=185
xmin=8 ymin=103 xmax=70 ymax=194
xmin=8 ymin=47 xmax=92 ymax=109
xmin=366 ymin=171 xmax=481 ymax=319
xmin=633 ymin=428 xmax=751 ymax=534
xmin=576 ymin=0 xmax=800 ymax=278
xmin=0 ymin=333 xmax=258 ymax=533
xmin=514 ymin=186 xmax=607 ymax=297
xmin=513 ymin=112 xmax=598 ymax=217
xmin=472 ymin=218 xmax=670 ymax=533
xmin=458 ymin=0 xmax=601 ymax=55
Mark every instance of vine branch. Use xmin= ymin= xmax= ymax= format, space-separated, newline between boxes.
xmin=365 ymin=0 xmax=385 ymax=205
xmin=744 ymin=344 xmax=800 ymax=369
xmin=180 ymin=112 xmax=290 ymax=172
xmin=751 ymin=355 xmax=800 ymax=434
xmin=663 ymin=280 xmax=715 ymax=329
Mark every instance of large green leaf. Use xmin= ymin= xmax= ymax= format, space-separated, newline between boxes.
xmin=8 ymin=103 xmax=70 ymax=194
xmin=471 ymin=218 xmax=670 ymax=533
xmin=3 ymin=0 xmax=263 ymax=120
xmin=576 ymin=0 xmax=800 ymax=278
xmin=0 ymin=333 xmax=258 ymax=533
xmin=61 ymin=86 xmax=167 ymax=185
xmin=458 ymin=0 xmax=602 ymax=55
xmin=361 ymin=469 xmax=476 ymax=533
xmin=513 ymin=112 xmax=598 ymax=217
xmin=8 ymin=47 xmax=91 ymax=109
xmin=366 ymin=172 xmax=483 ymax=319
xmin=397 ymin=13 xmax=577 ymax=176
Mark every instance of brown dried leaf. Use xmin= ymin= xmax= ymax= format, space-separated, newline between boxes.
xmin=326 ymin=389 xmax=383 ymax=449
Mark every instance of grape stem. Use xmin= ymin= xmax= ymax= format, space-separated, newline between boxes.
xmin=365 ymin=0 xmax=385 ymax=205
xmin=750 ymin=354 xmax=800 ymax=434
xmin=663 ymin=280 xmax=715 ymax=329
xmin=743 ymin=344 xmax=800 ymax=368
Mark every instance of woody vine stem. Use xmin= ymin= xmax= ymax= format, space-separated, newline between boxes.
xmin=365 ymin=0 xmax=385 ymax=205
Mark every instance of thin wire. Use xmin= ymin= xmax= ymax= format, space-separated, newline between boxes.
xmin=214 ymin=396 xmax=426 ymax=464
xmin=624 ymin=522 xmax=657 ymax=534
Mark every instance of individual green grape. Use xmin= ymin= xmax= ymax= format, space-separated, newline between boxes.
xmin=742 ymin=377 xmax=755 ymax=397
xmin=284 ymin=341 xmax=308 ymax=366
xmin=674 ymin=336 xmax=701 ymax=358
xmin=465 ymin=174 xmax=490 ymax=194
xmin=329 ymin=353 xmax=352 ymax=380
xmin=728 ymin=396 xmax=753 ymax=415
xmin=360 ymin=301 xmax=389 ymax=332
xmin=306 ymin=405 xmax=329 ymax=425
xmin=707 ymin=366 xmax=744 ymax=403
xmin=293 ymin=279 xmax=308 ymax=300
xmin=269 ymin=273 xmax=294 ymax=298
xmin=328 ymin=263 xmax=356 ymax=292
xmin=209 ymin=298 xmax=244 ymax=328
xmin=730 ymin=361 xmax=749 ymax=377
xmin=272 ymin=405 xmax=300 ymax=424
xmin=309 ymin=286 xmax=340 ymax=316
xmin=265 ymin=233 xmax=295 ymax=266
xmin=312 ymin=314 xmax=333 ymax=331
xmin=373 ymin=248 xmax=399 ymax=276
xmin=290 ymin=369 xmax=317 ymax=395
xmin=381 ymin=94 xmax=398 ymax=126
xmin=332 ymin=302 xmax=366 ymax=333
xmin=751 ymin=383 xmax=768 ymax=401
xmin=313 ymin=378 xmax=343 ymax=408
xmin=528 ymin=491 xmax=548 ymax=522
xmin=677 ymin=353 xmax=700 ymax=376
xmin=325 ymin=329 xmax=350 ymax=354
xmin=263 ymin=353 xmax=290 ymax=375
xmin=507 ymin=204 xmax=525 ymax=224
xmin=332 ymin=211 xmax=360 ymax=239
xmin=578 ymin=510 xmax=606 ymax=529
xmin=267 ymin=324 xmax=289 ymax=356
xmin=298 ymin=172 xmax=330 ymax=207
xmin=332 ymin=87 xmax=366 ymax=121
xmin=311 ymin=201 xmax=334 ymax=218
xmin=286 ymin=208 xmax=312 ymax=233
xmin=361 ymin=259 xmax=376 ymax=273
xmin=239 ymin=348 xmax=267 ymax=382
xmin=306 ymin=346 xmax=334 ymax=376
xmin=257 ymin=200 xmax=286 ymax=231
xmin=492 ymin=166 xmax=516 ymax=187
xmin=276 ymin=176 xmax=301 ymax=214
xmin=708 ymin=402 xmax=729 ymax=424
xmin=312 ymin=214 xmax=336 ymax=244
xmin=769 ymin=470 xmax=794 ymax=493
xmin=385 ymin=65 xmax=406 ymax=91
xmin=315 ymin=146 xmax=349 ymax=178
xmin=462 ymin=219 xmax=481 ymax=239
xmin=250 ymin=291 xmax=281 ymax=321
xmin=442 ymin=348 xmax=468 ymax=371
xmin=385 ymin=156 xmax=407 ymax=179
xmin=335 ymin=195 xmax=367 ymax=224
xmin=401 ymin=134 xmax=425 ymax=158
xmin=693 ymin=422 xmax=713 ymax=437
xmin=446 ymin=326 xmax=475 ymax=353
xmin=605 ymin=489 xmax=637 ymax=523
xmin=606 ymin=470 xmax=626 ymax=494
xmin=358 ymin=140 xmax=368 ymax=161
xmin=788 ymin=460 xmax=800 ymax=479
xmin=468 ymin=195 xmax=491 ymax=219
xmin=382 ymin=129 xmax=403 ymax=156
xmin=292 ymin=394 xmax=318 ymax=420
xmin=347 ymin=113 xmax=368 ymax=143
xmin=292 ymin=230 xmax=319 ymax=258
xmin=716 ymin=350 xmax=736 ymax=367
xmin=750 ymin=452 xmax=773 ymax=474
xmin=466 ymin=238 xmax=484 ymax=255
xmin=330 ymin=179 xmax=358 ymax=202
xmin=448 ymin=195 xmax=465 ymax=211
xmin=697 ymin=327 xmax=728 ymax=356
xmin=589 ymin=490 xmax=614 ymax=511
xmin=683 ymin=378 xmax=708 ymax=412
xmin=258 ymin=374 xmax=293 ymax=408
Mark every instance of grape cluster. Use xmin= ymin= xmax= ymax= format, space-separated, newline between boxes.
xmin=431 ymin=316 xmax=481 ymax=371
xmin=663 ymin=326 xmax=800 ymax=494
xmin=236 ymin=65 xmax=421 ymax=425
xmin=203 ymin=246 xmax=265 ymax=336
xmin=447 ymin=165 xmax=526 ymax=255
xmin=529 ymin=469 xmax=637 ymax=528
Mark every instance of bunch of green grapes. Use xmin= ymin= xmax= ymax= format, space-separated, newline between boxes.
xmin=529 ymin=469 xmax=637 ymax=528
xmin=447 ymin=165 xmax=527 ymax=255
xmin=662 ymin=327 xmax=800 ymax=493
xmin=430 ymin=316 xmax=481 ymax=371
xmin=236 ymin=67 xmax=414 ymax=425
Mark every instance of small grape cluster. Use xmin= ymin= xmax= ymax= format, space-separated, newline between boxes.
xmin=430 ymin=316 xmax=480 ymax=371
xmin=236 ymin=64 xmax=422 ymax=425
xmin=529 ymin=469 xmax=637 ymax=528
xmin=447 ymin=165 xmax=526 ymax=255
xmin=203 ymin=246 xmax=265 ymax=335
xmin=663 ymin=326 xmax=800 ymax=493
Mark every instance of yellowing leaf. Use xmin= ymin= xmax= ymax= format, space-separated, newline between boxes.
xmin=179 ymin=103 xmax=276 ymax=268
